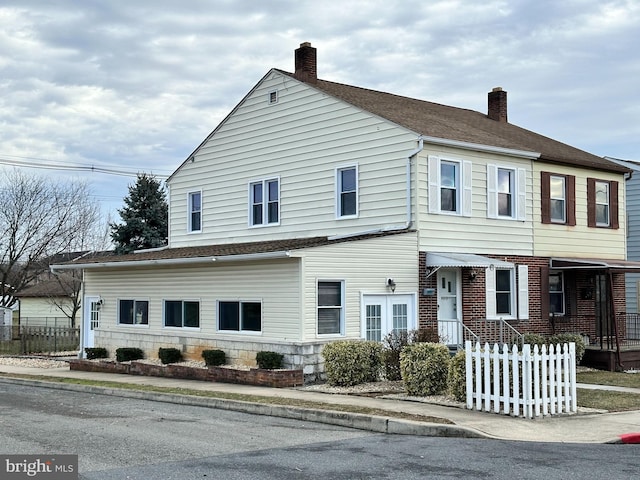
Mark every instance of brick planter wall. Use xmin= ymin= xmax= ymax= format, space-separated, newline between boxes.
xmin=69 ymin=359 xmax=303 ymax=388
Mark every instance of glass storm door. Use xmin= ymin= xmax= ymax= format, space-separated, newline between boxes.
xmin=83 ymin=296 xmax=101 ymax=352
xmin=437 ymin=269 xmax=461 ymax=345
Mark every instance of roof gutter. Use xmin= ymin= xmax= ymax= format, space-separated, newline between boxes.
xmin=421 ymin=135 xmax=540 ymax=160
xmin=50 ymin=250 xmax=293 ymax=271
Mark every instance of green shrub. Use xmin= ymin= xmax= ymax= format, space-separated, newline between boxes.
xmin=84 ymin=347 xmax=108 ymax=360
xmin=115 ymin=347 xmax=144 ymax=362
xmin=256 ymin=351 xmax=284 ymax=369
xmin=322 ymin=340 xmax=383 ymax=386
xmin=522 ymin=333 xmax=547 ymax=348
xmin=158 ymin=347 xmax=183 ymax=364
xmin=447 ymin=350 xmax=466 ymax=402
xmin=400 ymin=342 xmax=450 ymax=396
xmin=202 ymin=349 xmax=226 ymax=366
xmin=549 ymin=333 xmax=585 ymax=364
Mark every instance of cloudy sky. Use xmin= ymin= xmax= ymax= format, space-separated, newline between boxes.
xmin=1 ymin=0 xmax=638 ymax=218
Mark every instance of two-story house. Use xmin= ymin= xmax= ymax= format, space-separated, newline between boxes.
xmin=54 ymin=43 xmax=640 ymax=377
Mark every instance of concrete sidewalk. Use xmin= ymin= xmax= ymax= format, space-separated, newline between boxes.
xmin=1 ymin=363 xmax=639 ymax=444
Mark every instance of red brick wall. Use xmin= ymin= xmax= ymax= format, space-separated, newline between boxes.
xmin=417 ymin=252 xmax=627 ymax=339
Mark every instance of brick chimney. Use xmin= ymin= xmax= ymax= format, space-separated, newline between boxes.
xmin=488 ymin=87 xmax=507 ymax=122
xmin=294 ymin=42 xmax=317 ymax=84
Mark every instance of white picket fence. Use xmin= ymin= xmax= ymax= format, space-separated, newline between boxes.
xmin=465 ymin=340 xmax=577 ymax=419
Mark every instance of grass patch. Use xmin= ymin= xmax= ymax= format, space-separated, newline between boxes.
xmin=577 ymin=388 xmax=640 ymax=412
xmin=0 ymin=373 xmax=453 ymax=425
xmin=577 ymin=370 xmax=640 ymax=389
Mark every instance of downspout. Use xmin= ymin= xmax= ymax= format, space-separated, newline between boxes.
xmin=405 ymin=136 xmax=424 ymax=228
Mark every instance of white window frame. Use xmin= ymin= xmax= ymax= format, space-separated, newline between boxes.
xmin=428 ymin=155 xmax=472 ymax=217
xmin=117 ymin=299 xmax=150 ymax=326
xmin=188 ymin=191 xmax=202 ymax=233
xmin=336 ymin=165 xmax=358 ymax=219
xmin=217 ymin=300 xmax=263 ymax=334
xmin=162 ymin=299 xmax=200 ymax=329
xmin=487 ymin=164 xmax=526 ymax=221
xmin=268 ymin=89 xmax=278 ymax=104
xmin=317 ymin=280 xmax=345 ymax=336
xmin=595 ymin=180 xmax=610 ymax=227
xmin=485 ymin=265 xmax=529 ymax=320
xmin=249 ymin=177 xmax=280 ymax=227
xmin=550 ymin=175 xmax=567 ymax=223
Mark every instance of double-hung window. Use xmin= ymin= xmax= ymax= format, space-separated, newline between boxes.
xmin=317 ymin=281 xmax=344 ymax=335
xmin=541 ymin=172 xmax=575 ymax=225
xmin=218 ymin=301 xmax=262 ymax=332
xmin=188 ymin=191 xmax=202 ymax=232
xmin=336 ymin=166 xmax=357 ymax=218
xmin=487 ymin=165 xmax=526 ymax=220
xmin=428 ymin=156 xmax=472 ymax=216
xmin=549 ymin=272 xmax=565 ymax=315
xmin=118 ymin=300 xmax=149 ymax=325
xmin=164 ymin=300 xmax=200 ymax=328
xmin=587 ymin=178 xmax=618 ymax=229
xmin=486 ymin=265 xmax=529 ymax=320
xmin=250 ymin=178 xmax=279 ymax=226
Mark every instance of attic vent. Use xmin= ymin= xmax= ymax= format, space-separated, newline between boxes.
xmin=268 ymin=90 xmax=278 ymax=104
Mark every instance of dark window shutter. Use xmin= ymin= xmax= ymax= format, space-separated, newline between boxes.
xmin=541 ymin=172 xmax=551 ymax=224
xmin=610 ymin=180 xmax=619 ymax=229
xmin=540 ymin=266 xmax=550 ymax=320
xmin=587 ymin=178 xmax=596 ymax=227
xmin=567 ymin=175 xmax=576 ymax=226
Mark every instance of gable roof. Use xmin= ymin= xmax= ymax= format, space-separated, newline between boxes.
xmin=281 ymin=73 xmax=626 ymax=174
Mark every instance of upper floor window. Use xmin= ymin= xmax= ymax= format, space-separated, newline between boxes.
xmin=188 ymin=191 xmax=202 ymax=232
xmin=268 ymin=90 xmax=278 ymax=104
xmin=164 ymin=300 xmax=200 ymax=328
xmin=250 ymin=178 xmax=279 ymax=226
xmin=336 ymin=166 xmax=358 ymax=218
xmin=118 ymin=299 xmax=149 ymax=325
xmin=317 ymin=281 xmax=344 ymax=335
xmin=218 ymin=301 xmax=262 ymax=333
xmin=428 ymin=156 xmax=472 ymax=216
xmin=587 ymin=178 xmax=618 ymax=229
xmin=487 ymin=165 xmax=526 ymax=220
xmin=541 ymin=172 xmax=575 ymax=225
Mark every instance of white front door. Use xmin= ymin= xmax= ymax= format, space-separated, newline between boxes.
xmin=437 ymin=269 xmax=461 ymax=345
xmin=363 ymin=294 xmax=415 ymax=341
xmin=83 ymin=296 xmax=101 ymax=354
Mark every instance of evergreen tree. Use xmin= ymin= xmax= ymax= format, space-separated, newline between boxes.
xmin=110 ymin=174 xmax=168 ymax=254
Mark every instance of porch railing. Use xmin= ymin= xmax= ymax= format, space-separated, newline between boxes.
xmin=618 ymin=313 xmax=640 ymax=347
xmin=439 ymin=318 xmax=523 ymax=351
xmin=0 ymin=325 xmax=79 ymax=355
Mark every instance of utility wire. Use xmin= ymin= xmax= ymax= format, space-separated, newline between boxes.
xmin=0 ymin=155 xmax=171 ymax=179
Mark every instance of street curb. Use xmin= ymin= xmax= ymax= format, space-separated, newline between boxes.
xmin=0 ymin=376 xmax=489 ymax=439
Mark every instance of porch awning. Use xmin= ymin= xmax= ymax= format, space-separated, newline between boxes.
xmin=550 ymin=257 xmax=640 ymax=271
xmin=426 ymin=252 xmax=514 ymax=269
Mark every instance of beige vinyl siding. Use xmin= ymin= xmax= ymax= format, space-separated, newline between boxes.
xmin=83 ymin=259 xmax=302 ymax=342
xmin=416 ymin=145 xmax=534 ymax=256
xmin=533 ymin=164 xmax=626 ymax=258
xmin=19 ymin=298 xmax=73 ymax=325
xmin=168 ymin=71 xmax=417 ymax=247
xmin=297 ymin=232 xmax=419 ymax=340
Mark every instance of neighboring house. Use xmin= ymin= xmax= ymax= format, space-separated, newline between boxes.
xmin=54 ymin=43 xmax=640 ymax=376
xmin=14 ymin=279 xmax=77 ymax=328
xmin=605 ymin=157 xmax=640 ymax=313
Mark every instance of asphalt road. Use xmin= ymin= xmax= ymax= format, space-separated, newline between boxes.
xmin=1 ymin=382 xmax=638 ymax=479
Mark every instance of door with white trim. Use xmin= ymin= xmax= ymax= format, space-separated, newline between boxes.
xmin=83 ymin=296 xmax=101 ymax=353
xmin=437 ymin=269 xmax=461 ymax=345
xmin=363 ymin=295 xmax=415 ymax=341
